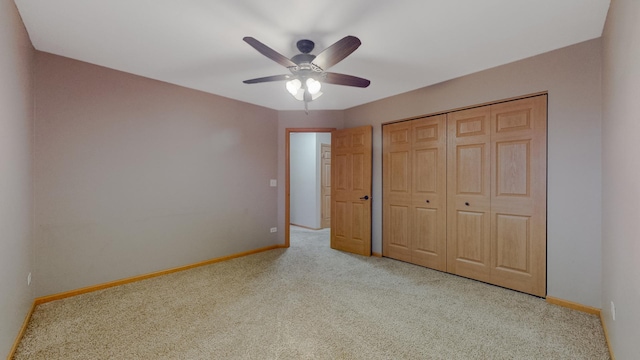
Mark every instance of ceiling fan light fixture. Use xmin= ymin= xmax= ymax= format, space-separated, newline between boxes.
xmin=306 ymin=78 xmax=321 ymax=95
xmin=286 ymin=78 xmax=302 ymax=96
xmin=290 ymin=89 xmax=323 ymax=101
xmin=286 ymin=78 xmax=323 ymax=101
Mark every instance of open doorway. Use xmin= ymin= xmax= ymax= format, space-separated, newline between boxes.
xmin=285 ymin=128 xmax=335 ymax=247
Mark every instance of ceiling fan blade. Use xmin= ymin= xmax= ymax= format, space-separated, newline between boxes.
xmin=323 ymin=72 xmax=371 ymax=88
xmin=311 ymin=36 xmax=361 ymax=71
xmin=243 ymin=37 xmax=297 ymax=68
xmin=243 ymin=74 xmax=292 ymax=84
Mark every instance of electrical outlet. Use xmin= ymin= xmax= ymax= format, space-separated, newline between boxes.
xmin=27 ymin=272 xmax=32 ymax=286
xmin=611 ymin=301 xmax=616 ymax=321
xmin=270 ymin=227 xmax=277 ymax=233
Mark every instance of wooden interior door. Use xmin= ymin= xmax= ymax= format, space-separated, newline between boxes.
xmin=383 ymin=121 xmax=412 ymax=261
xmin=411 ymin=115 xmax=447 ymax=270
xmin=320 ymin=143 xmax=331 ymax=229
xmin=331 ymin=126 xmax=372 ymax=256
xmin=382 ymin=115 xmax=447 ymax=271
xmin=490 ymin=95 xmax=547 ymax=296
xmin=446 ymin=106 xmax=492 ymax=282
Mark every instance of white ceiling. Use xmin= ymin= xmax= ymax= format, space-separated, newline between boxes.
xmin=15 ymin=0 xmax=610 ymax=111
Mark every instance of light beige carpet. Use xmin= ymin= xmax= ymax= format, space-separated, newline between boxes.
xmin=14 ymin=226 xmax=609 ymax=359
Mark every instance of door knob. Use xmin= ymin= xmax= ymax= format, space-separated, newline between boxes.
xmin=465 ymin=202 xmax=470 ymax=206
xmin=360 ymin=195 xmax=370 ymax=200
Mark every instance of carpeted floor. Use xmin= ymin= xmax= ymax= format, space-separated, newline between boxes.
xmin=14 ymin=226 xmax=609 ymax=359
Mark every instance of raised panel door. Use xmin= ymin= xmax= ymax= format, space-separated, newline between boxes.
xmin=411 ymin=115 xmax=447 ymax=270
xmin=331 ymin=126 xmax=372 ymax=256
xmin=383 ymin=121 xmax=412 ymax=261
xmin=490 ymin=95 xmax=547 ymax=296
xmin=447 ymin=106 xmax=492 ymax=281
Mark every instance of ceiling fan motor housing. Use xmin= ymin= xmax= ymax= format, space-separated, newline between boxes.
xmin=296 ymin=39 xmax=315 ymax=54
xmin=291 ymin=53 xmax=317 ymax=67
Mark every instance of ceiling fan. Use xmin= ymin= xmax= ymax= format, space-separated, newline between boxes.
xmin=243 ymin=36 xmax=370 ymax=112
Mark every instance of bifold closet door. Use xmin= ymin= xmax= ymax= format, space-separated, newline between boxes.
xmin=383 ymin=121 xmax=412 ymax=262
xmin=447 ymin=95 xmax=547 ymax=296
xmin=489 ymin=96 xmax=547 ymax=296
xmin=446 ymin=106 xmax=492 ymax=282
xmin=411 ymin=115 xmax=447 ymax=270
xmin=383 ymin=115 xmax=447 ymax=271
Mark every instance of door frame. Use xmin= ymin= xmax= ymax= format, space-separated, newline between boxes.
xmin=285 ymin=128 xmax=336 ymax=247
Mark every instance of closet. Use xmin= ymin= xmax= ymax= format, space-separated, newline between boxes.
xmin=382 ymin=95 xmax=547 ymax=297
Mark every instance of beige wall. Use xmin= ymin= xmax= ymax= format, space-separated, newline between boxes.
xmin=276 ymin=111 xmax=344 ymax=242
xmin=601 ymin=0 xmax=640 ymax=358
xmin=34 ymin=52 xmax=279 ymax=297
xmin=345 ymin=39 xmax=603 ymax=308
xmin=0 ymin=0 xmax=34 ymax=356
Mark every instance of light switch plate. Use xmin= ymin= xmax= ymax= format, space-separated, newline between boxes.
xmin=270 ymin=179 xmax=277 ymax=187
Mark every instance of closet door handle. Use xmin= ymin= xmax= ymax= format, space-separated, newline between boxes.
xmin=360 ymin=195 xmax=370 ymax=200
xmin=465 ymin=202 xmax=470 ymax=206
xmin=425 ymin=200 xmax=430 ymax=203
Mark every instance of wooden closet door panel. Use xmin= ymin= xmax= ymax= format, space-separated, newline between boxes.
xmin=447 ymin=106 xmax=492 ymax=282
xmin=411 ymin=115 xmax=447 ymax=271
xmin=490 ymin=95 xmax=547 ymax=296
xmin=383 ymin=122 xmax=412 ymax=261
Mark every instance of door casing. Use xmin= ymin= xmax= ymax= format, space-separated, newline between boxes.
xmin=285 ymin=128 xmax=335 ymax=247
